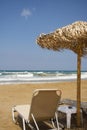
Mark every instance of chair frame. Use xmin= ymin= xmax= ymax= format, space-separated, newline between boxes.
xmin=12 ymin=89 xmax=62 ymax=130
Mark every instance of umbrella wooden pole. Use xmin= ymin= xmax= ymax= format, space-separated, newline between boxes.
xmin=77 ymin=54 xmax=81 ymax=127
xmin=37 ymin=20 xmax=87 ymax=127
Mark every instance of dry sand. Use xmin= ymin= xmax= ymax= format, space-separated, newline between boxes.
xmin=0 ymin=80 xmax=87 ymax=130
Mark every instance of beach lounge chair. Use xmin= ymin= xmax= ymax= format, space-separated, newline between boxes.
xmin=12 ymin=89 xmax=63 ymax=130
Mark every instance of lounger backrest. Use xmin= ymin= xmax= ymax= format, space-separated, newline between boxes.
xmin=29 ymin=89 xmax=61 ymax=122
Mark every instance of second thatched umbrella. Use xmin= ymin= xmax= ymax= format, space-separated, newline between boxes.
xmin=37 ymin=21 xmax=87 ymax=127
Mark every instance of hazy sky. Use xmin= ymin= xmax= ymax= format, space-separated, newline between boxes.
xmin=0 ymin=0 xmax=87 ymax=70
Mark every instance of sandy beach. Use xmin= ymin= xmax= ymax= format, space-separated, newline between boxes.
xmin=0 ymin=80 xmax=87 ymax=130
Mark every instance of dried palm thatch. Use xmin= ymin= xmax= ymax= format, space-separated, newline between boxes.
xmin=37 ymin=21 xmax=87 ymax=56
xmin=36 ymin=21 xmax=87 ymax=127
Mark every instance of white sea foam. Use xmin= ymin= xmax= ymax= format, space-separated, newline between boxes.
xmin=0 ymin=70 xmax=87 ymax=84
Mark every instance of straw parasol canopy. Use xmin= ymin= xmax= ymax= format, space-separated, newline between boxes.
xmin=36 ymin=21 xmax=87 ymax=127
xmin=37 ymin=21 xmax=87 ymax=56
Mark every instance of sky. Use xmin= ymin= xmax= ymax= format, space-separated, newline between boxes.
xmin=0 ymin=0 xmax=87 ymax=70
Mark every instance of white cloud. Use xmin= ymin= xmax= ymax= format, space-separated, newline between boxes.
xmin=21 ymin=8 xmax=32 ymax=19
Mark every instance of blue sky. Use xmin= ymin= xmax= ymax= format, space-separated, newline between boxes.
xmin=0 ymin=0 xmax=87 ymax=70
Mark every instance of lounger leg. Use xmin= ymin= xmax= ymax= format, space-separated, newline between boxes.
xmin=12 ymin=107 xmax=16 ymax=123
xmin=31 ymin=114 xmax=39 ymax=130
xmin=28 ymin=123 xmax=36 ymax=130
xmin=55 ymin=112 xmax=60 ymax=130
xmin=51 ymin=119 xmax=56 ymax=128
xmin=23 ymin=118 xmax=26 ymax=130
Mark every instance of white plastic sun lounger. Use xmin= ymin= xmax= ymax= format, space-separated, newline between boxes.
xmin=12 ymin=89 xmax=63 ymax=130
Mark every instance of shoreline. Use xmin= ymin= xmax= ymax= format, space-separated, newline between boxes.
xmin=0 ymin=78 xmax=87 ymax=86
xmin=0 ymin=70 xmax=87 ymax=85
xmin=0 ymin=80 xmax=87 ymax=130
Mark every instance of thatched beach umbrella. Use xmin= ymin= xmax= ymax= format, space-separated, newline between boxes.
xmin=36 ymin=21 xmax=87 ymax=127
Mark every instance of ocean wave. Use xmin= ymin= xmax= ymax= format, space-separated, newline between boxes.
xmin=0 ymin=70 xmax=87 ymax=84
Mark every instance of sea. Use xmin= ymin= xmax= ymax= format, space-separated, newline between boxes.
xmin=0 ymin=70 xmax=87 ymax=85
